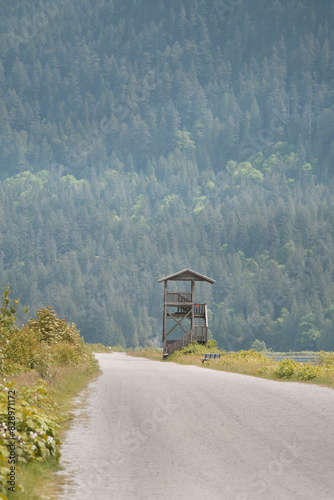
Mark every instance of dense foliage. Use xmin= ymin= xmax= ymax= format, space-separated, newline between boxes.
xmin=0 ymin=380 xmax=60 ymax=498
xmin=0 ymin=286 xmax=97 ymax=498
xmin=0 ymin=285 xmax=93 ymax=377
xmin=1 ymin=0 xmax=334 ymax=350
xmin=1 ymin=165 xmax=333 ymax=351
xmin=168 ymin=340 xmax=222 ymax=358
xmin=1 ymin=0 xmax=334 ymax=178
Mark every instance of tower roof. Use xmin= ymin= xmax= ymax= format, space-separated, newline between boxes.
xmin=157 ymin=268 xmax=215 ymax=284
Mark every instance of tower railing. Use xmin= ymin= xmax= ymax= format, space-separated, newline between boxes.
xmin=159 ymin=269 xmax=215 ymax=357
xmin=166 ymin=292 xmax=192 ymax=303
xmin=166 ymin=326 xmax=209 ymax=354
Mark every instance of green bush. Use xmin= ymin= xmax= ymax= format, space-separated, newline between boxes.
xmin=49 ymin=342 xmax=81 ymax=365
xmin=169 ymin=340 xmax=222 ymax=358
xmin=111 ymin=345 xmax=125 ymax=352
xmin=319 ymin=351 xmax=334 ymax=367
xmin=2 ymin=326 xmax=39 ymax=371
xmin=0 ymin=380 xmax=60 ymax=497
xmin=0 ymin=287 xmax=92 ymax=377
xmin=86 ymin=343 xmax=109 ymax=353
xmin=0 ymin=285 xmax=98 ymax=498
xmin=27 ymin=307 xmax=84 ymax=348
xmin=274 ymin=359 xmax=299 ymax=378
xmin=0 ymin=349 xmax=5 ymax=377
xmin=297 ymin=363 xmax=321 ymax=380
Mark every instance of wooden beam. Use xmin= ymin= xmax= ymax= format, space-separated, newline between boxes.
xmin=191 ymin=280 xmax=195 ymax=334
xmin=166 ymin=307 xmax=192 ymax=337
xmin=163 ymin=281 xmax=167 ymax=352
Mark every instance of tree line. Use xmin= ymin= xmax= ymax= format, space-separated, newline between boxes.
xmin=0 ymin=0 xmax=334 ymax=179
xmin=0 ymin=0 xmax=334 ymax=350
xmin=0 ymin=157 xmax=333 ymax=351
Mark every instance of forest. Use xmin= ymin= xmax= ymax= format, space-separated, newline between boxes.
xmin=0 ymin=0 xmax=334 ymax=351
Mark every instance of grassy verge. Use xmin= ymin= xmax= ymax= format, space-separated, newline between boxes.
xmin=0 ymin=285 xmax=100 ymax=500
xmin=85 ymin=343 xmax=125 ymax=353
xmin=3 ymin=359 xmax=100 ymax=500
xmin=85 ymin=343 xmax=109 ymax=353
xmin=128 ymin=342 xmax=334 ymax=389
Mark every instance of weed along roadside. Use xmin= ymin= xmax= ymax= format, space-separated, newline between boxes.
xmin=128 ymin=341 xmax=334 ymax=389
xmin=0 ymin=285 xmax=100 ymax=500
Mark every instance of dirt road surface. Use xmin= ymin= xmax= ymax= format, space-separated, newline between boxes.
xmin=58 ymin=353 xmax=334 ymax=499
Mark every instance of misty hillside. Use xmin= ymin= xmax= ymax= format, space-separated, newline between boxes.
xmin=0 ymin=0 xmax=334 ymax=351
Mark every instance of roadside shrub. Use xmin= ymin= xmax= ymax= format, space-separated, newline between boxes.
xmin=0 ymin=285 xmax=19 ymax=332
xmin=0 ymin=439 xmax=10 ymax=498
xmin=206 ymin=339 xmax=220 ymax=350
xmin=297 ymin=363 xmax=321 ymax=380
xmin=0 ymin=348 xmax=5 ymax=376
xmin=2 ymin=326 xmax=39 ymax=370
xmin=0 ymin=289 xmax=89 ymax=376
xmin=32 ymin=347 xmax=54 ymax=379
xmin=0 ymin=285 xmax=98 ymax=498
xmin=27 ymin=307 xmax=83 ymax=348
xmin=49 ymin=342 xmax=83 ymax=365
xmin=86 ymin=343 xmax=109 ymax=353
xmin=319 ymin=351 xmax=334 ymax=368
xmin=111 ymin=345 xmax=125 ymax=352
xmin=0 ymin=380 xmax=60 ymax=496
xmin=176 ymin=341 xmax=203 ymax=355
xmin=274 ymin=359 xmax=299 ymax=378
xmin=169 ymin=340 xmax=222 ymax=358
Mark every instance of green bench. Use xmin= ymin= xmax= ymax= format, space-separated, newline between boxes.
xmin=200 ymin=353 xmax=221 ymax=364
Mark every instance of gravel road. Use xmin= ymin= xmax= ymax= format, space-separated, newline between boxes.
xmin=58 ymin=353 xmax=334 ymax=500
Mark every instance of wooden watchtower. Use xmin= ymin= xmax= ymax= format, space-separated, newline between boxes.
xmin=157 ymin=269 xmax=215 ymax=357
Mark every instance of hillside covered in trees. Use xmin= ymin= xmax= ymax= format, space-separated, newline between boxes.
xmin=0 ymin=0 xmax=334 ymax=351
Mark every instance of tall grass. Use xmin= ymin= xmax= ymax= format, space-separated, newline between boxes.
xmin=129 ymin=342 xmax=334 ymax=388
xmin=0 ymin=284 xmax=99 ymax=499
